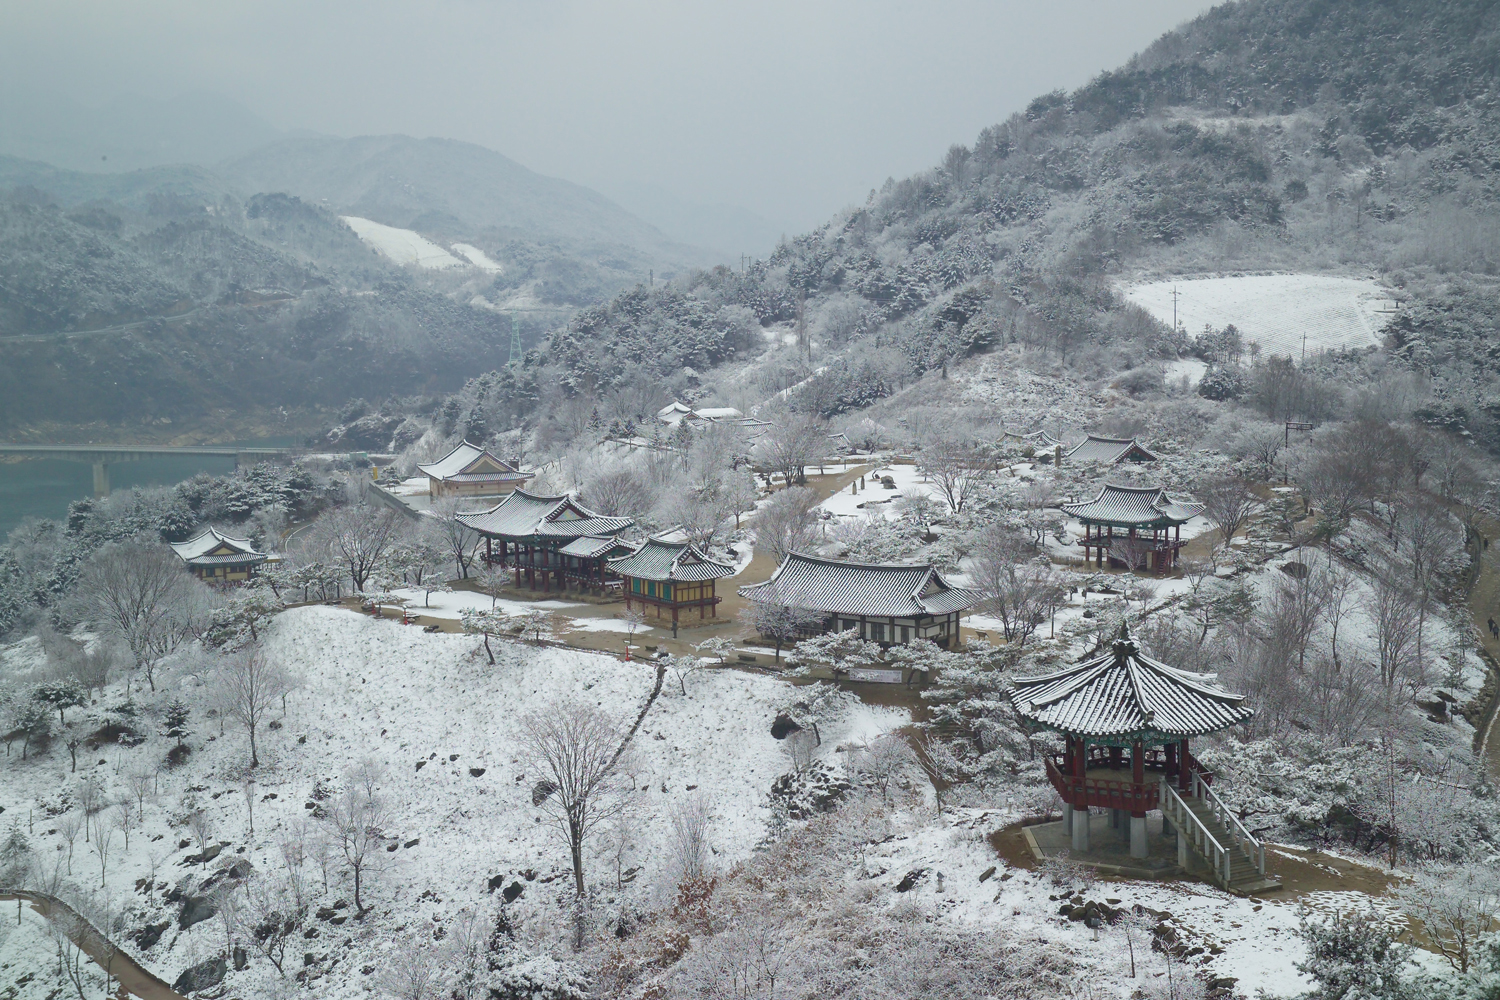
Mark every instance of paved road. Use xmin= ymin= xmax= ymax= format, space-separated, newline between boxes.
xmin=1 ymin=889 xmax=187 ymax=1000
xmin=0 ymin=306 xmax=207 ymax=344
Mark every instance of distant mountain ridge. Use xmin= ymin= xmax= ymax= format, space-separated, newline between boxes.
xmin=217 ymin=134 xmax=710 ymax=263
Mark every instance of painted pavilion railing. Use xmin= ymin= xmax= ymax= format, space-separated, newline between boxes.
xmin=1044 ymin=756 xmax=1159 ymax=813
xmin=1192 ymin=770 xmax=1265 ymax=878
xmin=1161 ymin=781 xmax=1229 ymax=884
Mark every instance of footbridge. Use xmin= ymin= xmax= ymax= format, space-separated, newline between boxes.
xmin=0 ymin=443 xmax=299 ymax=497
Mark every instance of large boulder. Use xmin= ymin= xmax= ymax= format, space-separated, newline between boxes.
xmin=171 ymin=956 xmax=226 ymax=994
xmin=178 ymin=895 xmax=218 ymax=930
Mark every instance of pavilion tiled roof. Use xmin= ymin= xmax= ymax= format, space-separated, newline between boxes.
xmin=1010 ymin=624 xmax=1252 ymax=740
xmin=417 ymin=441 xmax=529 ymax=482
xmin=557 ymin=535 xmax=632 ymax=559
xmin=169 ymin=527 xmax=266 ymax=566
xmin=1061 ymin=485 xmax=1204 ymax=527
xmin=609 ymin=538 xmax=736 ymax=582
xmin=1066 ymin=434 xmax=1157 ymax=464
xmin=456 ymin=490 xmax=634 ymax=541
xmin=739 ymin=553 xmax=980 ymax=618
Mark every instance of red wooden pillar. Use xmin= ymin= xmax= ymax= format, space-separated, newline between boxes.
xmin=1073 ymin=736 xmax=1089 ymax=813
xmin=1165 ymin=741 xmax=1178 ymax=779
xmin=1179 ymin=738 xmax=1191 ymax=792
xmin=485 ymin=537 xmax=493 ymax=563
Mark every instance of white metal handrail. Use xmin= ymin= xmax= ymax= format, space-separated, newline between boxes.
xmin=1161 ymin=781 xmax=1229 ymax=885
xmin=1192 ymin=771 xmax=1265 ymax=876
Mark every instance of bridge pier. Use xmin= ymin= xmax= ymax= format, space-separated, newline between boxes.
xmin=92 ymin=461 xmax=110 ymax=498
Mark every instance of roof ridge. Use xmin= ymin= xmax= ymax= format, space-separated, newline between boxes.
xmin=783 ymin=550 xmax=936 ymax=571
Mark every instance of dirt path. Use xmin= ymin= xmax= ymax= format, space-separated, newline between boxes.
xmin=1 ymin=890 xmax=187 ymax=1000
xmin=1456 ymin=512 xmax=1500 ymax=775
xmin=989 ymin=823 xmax=1397 ymax=901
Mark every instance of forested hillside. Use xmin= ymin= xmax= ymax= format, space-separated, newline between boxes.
xmin=411 ymin=0 xmax=1500 ymax=457
xmin=0 ymin=138 xmax=713 ymax=437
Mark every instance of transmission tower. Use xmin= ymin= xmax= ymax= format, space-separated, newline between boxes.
xmin=508 ymin=313 xmax=522 ymax=366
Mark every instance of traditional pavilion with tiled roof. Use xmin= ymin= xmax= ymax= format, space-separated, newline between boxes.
xmin=1066 ymin=434 xmax=1157 ymax=465
xmin=1010 ymin=623 xmax=1272 ymax=891
xmin=457 ymin=490 xmax=635 ymax=593
xmin=1062 ymin=484 xmax=1204 ymax=572
xmin=740 ymin=552 xmax=980 ymax=648
xmin=417 ymin=441 xmax=533 ymax=498
xmin=609 ymin=537 xmax=737 ymax=634
xmin=169 ymin=527 xmax=267 ymax=583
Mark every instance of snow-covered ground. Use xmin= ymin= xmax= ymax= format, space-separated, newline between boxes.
xmin=450 ymin=243 xmax=503 ymax=273
xmin=1123 ymin=275 xmax=1397 ymax=357
xmin=341 ymin=216 xmax=465 ymax=269
xmin=0 ymin=607 xmax=908 ymax=999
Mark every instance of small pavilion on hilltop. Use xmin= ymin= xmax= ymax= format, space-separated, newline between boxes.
xmin=1062 ymin=484 xmax=1203 ymax=573
xmin=457 ymin=490 xmax=635 ymax=593
xmin=1010 ymin=624 xmax=1273 ymax=891
xmin=169 ymin=527 xmax=267 ymax=583
xmin=609 ymin=537 xmax=737 ymax=635
xmin=417 ymin=441 xmax=533 ymax=498
xmin=1066 ymin=434 xmax=1157 ymax=465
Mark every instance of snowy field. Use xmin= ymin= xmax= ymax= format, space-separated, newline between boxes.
xmin=451 ymin=243 xmax=503 ymax=273
xmin=1123 ymin=275 xmax=1396 ymax=357
xmin=0 ymin=607 xmax=907 ymax=999
xmin=341 ymin=216 xmax=465 ymax=269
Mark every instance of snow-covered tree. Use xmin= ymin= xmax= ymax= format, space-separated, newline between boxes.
xmin=788 ymin=628 xmax=880 ymax=679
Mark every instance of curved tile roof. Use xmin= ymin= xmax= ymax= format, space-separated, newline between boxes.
xmin=609 ymin=537 xmax=736 ymax=582
xmin=456 ymin=490 xmax=633 ymax=540
xmin=1061 ymin=484 xmax=1204 ymax=527
xmin=1066 ymin=434 xmax=1156 ymax=464
xmin=169 ymin=526 xmax=264 ymax=564
xmin=1010 ymin=624 xmax=1252 ymax=739
xmin=418 ymin=441 xmax=527 ymax=481
xmin=740 ymin=552 xmax=980 ymax=618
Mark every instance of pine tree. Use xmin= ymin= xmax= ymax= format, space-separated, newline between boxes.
xmin=163 ymin=700 xmax=191 ymax=748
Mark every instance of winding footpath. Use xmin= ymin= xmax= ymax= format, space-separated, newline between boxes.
xmin=0 ymin=890 xmax=187 ymax=1000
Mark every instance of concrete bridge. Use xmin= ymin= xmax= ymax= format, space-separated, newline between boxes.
xmin=0 ymin=443 xmax=299 ymax=497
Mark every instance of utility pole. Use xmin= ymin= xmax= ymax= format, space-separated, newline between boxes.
xmin=1171 ymin=285 xmax=1180 ymax=334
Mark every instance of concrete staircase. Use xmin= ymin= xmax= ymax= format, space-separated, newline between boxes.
xmin=1180 ymin=798 xmax=1282 ymax=895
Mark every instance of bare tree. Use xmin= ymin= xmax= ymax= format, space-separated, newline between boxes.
xmin=244 ymin=873 xmax=302 ymax=976
xmin=221 ymin=651 xmax=292 ymax=769
xmin=311 ymin=500 xmax=402 ymax=593
xmin=516 ymin=703 xmax=630 ymax=923
xmin=323 ymin=783 xmax=392 ymax=917
xmin=57 ymin=811 xmax=82 ymax=874
xmin=75 ymin=539 xmax=206 ymax=691
xmin=1395 ymin=862 xmax=1500 ymax=974
xmin=1365 ymin=572 xmax=1423 ymax=695
xmin=1198 ymin=476 xmax=1260 ymax=555
xmin=426 ymin=496 xmax=483 ymax=579
xmin=188 ymin=811 xmax=215 ymax=867
xmin=581 ymin=467 xmax=657 ymax=519
xmin=853 ymin=733 xmax=920 ymax=805
xmin=758 ymin=413 xmax=826 ymax=486
xmin=125 ymin=767 xmax=154 ymax=820
xmin=971 ymin=525 xmax=1062 ymax=646
xmin=93 ymin=824 xmax=113 ymax=887
xmin=739 ymin=587 xmax=824 ymax=663
xmin=380 ymin=933 xmax=450 ymax=1000
xmin=916 ymin=435 xmax=986 ymax=513
xmin=670 ymin=793 xmax=712 ymax=882
xmin=753 ymin=486 xmax=820 ymax=563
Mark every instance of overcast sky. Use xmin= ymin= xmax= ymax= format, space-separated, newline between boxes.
xmin=3 ymin=0 xmax=1215 ymax=238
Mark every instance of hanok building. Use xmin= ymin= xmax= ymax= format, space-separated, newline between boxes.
xmin=457 ymin=490 xmax=635 ymax=593
xmin=1009 ymin=624 xmax=1276 ymax=893
xmin=1063 ymin=484 xmax=1203 ymax=572
xmin=1065 ymin=434 xmax=1157 ymax=465
xmin=169 ymin=527 xmax=268 ymax=583
xmin=417 ymin=441 xmax=533 ymax=498
xmin=609 ymin=537 xmax=737 ymax=634
xmin=740 ymin=553 xmax=980 ymax=647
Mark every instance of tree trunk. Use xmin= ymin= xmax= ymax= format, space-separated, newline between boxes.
xmin=249 ymin=724 xmax=259 ymax=769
